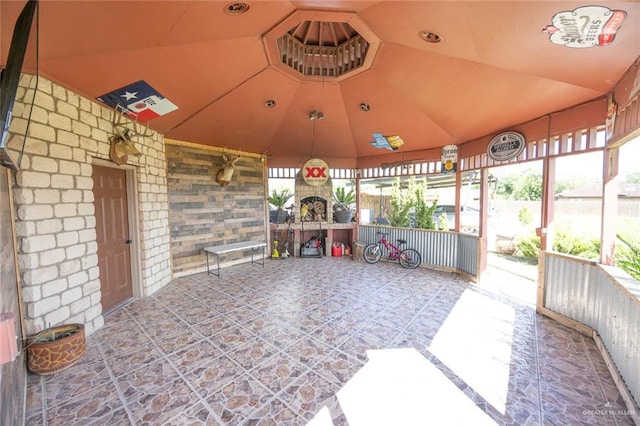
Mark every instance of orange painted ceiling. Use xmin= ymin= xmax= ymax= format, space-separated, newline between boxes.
xmin=2 ymin=1 xmax=640 ymax=168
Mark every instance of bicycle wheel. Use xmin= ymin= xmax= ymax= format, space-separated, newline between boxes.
xmin=399 ymin=248 xmax=421 ymax=269
xmin=363 ymin=244 xmax=382 ymax=264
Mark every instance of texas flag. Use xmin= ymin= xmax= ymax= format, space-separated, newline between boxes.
xmin=97 ymin=80 xmax=178 ymax=122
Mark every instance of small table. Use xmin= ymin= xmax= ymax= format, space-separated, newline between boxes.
xmin=204 ymin=241 xmax=266 ymax=277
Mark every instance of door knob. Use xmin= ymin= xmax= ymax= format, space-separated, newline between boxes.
xmin=125 ymin=239 xmax=133 ymax=244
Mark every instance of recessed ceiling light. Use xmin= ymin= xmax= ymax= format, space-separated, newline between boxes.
xmin=419 ymin=31 xmax=442 ymax=43
xmin=359 ymin=102 xmax=371 ymax=112
xmin=264 ymin=99 xmax=276 ymax=108
xmin=224 ymin=2 xmax=250 ymax=15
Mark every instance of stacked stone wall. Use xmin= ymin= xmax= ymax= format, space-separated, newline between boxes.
xmin=166 ymin=144 xmax=266 ymax=275
xmin=5 ymin=75 xmax=172 ymax=335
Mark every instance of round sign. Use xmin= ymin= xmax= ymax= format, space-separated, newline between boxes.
xmin=302 ymin=158 xmax=329 ymax=186
xmin=487 ymin=131 xmax=526 ymax=162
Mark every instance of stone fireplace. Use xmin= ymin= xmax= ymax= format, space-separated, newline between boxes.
xmin=294 ymin=172 xmax=333 ymax=224
xmin=268 ymin=171 xmax=355 ymax=257
xmin=299 ymin=196 xmax=328 ymax=222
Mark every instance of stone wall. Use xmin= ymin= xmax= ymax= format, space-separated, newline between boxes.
xmin=6 ymin=74 xmax=172 ymax=336
xmin=166 ymin=143 xmax=266 ymax=275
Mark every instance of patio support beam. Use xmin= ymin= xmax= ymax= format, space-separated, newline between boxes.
xmin=454 ymin=171 xmax=462 ymax=232
xmin=540 ymin=156 xmax=556 ymax=251
xmin=600 ymin=146 xmax=619 ymax=264
xmin=479 ymin=168 xmax=490 ymax=274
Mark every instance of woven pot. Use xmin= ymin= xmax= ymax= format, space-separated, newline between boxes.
xmin=27 ymin=324 xmax=86 ymax=375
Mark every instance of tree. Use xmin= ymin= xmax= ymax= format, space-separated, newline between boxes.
xmin=512 ymin=170 xmax=542 ymax=200
xmin=518 ymin=207 xmax=533 ymax=225
xmin=413 ymin=183 xmax=437 ymax=229
xmin=625 ymin=170 xmax=640 ymax=184
xmin=495 ymin=174 xmax=517 ymax=199
xmin=387 ymin=178 xmax=412 ymax=227
xmin=496 ymin=168 xmax=542 ymax=200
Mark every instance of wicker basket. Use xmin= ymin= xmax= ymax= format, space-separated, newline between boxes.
xmin=27 ymin=324 xmax=86 ymax=375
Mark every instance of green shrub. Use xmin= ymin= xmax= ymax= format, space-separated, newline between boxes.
xmin=413 ymin=184 xmax=437 ymax=229
xmin=553 ymin=229 xmax=599 ymax=260
xmin=517 ymin=234 xmax=540 ymax=258
xmin=437 ymin=213 xmax=449 ymax=231
xmin=387 ymin=178 xmax=412 ymax=227
xmin=518 ymin=207 xmax=533 ymax=225
xmin=615 ymin=234 xmax=640 ymax=280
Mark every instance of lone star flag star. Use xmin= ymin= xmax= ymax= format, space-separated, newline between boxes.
xmin=120 ymin=91 xmax=138 ymax=101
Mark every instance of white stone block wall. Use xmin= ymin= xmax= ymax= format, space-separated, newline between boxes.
xmin=6 ymin=74 xmax=172 ymax=336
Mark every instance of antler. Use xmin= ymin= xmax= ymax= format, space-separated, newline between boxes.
xmin=111 ymin=107 xmax=153 ymax=142
xmin=111 ymin=108 xmax=136 ymax=141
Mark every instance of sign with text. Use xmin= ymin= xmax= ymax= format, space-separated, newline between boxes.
xmin=543 ymin=6 xmax=626 ymax=48
xmin=302 ymin=158 xmax=329 ymax=186
xmin=441 ymin=145 xmax=458 ymax=174
xmin=487 ymin=132 xmax=526 ymax=162
xmin=97 ymin=80 xmax=178 ymax=122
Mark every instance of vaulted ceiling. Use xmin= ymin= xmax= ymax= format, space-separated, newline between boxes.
xmin=2 ymin=1 xmax=639 ymax=168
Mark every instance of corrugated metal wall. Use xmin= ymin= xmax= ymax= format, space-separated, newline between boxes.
xmin=357 ymin=225 xmax=479 ymax=279
xmin=542 ymin=252 xmax=640 ymax=407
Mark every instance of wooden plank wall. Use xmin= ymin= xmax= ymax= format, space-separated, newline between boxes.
xmin=166 ymin=144 xmax=266 ymax=275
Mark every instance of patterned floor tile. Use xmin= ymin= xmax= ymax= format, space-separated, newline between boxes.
xmin=205 ymin=374 xmax=273 ymax=424
xmin=278 ymin=370 xmax=344 ymax=423
xmin=163 ymin=402 xmax=224 ymax=426
xmin=42 ymin=359 xmax=112 ymax=407
xmin=182 ymin=353 xmax=247 ymax=400
xmin=251 ymin=351 xmax=309 ymax=394
xmin=24 ymin=258 xmax=638 ymax=425
xmin=117 ymin=360 xmax=201 ymax=424
xmin=242 ymin=397 xmax=301 ymax=426
xmin=41 ymin=382 xmax=128 ymax=426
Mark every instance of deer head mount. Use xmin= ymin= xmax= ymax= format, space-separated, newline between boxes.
xmin=215 ymin=155 xmax=240 ymax=187
xmin=109 ymin=108 xmax=152 ymax=165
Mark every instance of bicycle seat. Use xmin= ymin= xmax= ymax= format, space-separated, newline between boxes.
xmin=396 ymin=239 xmax=406 ymax=244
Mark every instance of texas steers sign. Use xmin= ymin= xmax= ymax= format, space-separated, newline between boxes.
xmin=543 ymin=6 xmax=627 ymax=48
xmin=302 ymin=158 xmax=329 ymax=186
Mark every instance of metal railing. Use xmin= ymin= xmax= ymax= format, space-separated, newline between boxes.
xmin=357 ymin=225 xmax=480 ymax=280
xmin=540 ymin=251 xmax=640 ymax=413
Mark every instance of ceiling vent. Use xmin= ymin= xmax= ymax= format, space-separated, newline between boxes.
xmin=277 ymin=21 xmax=369 ymax=78
xmin=263 ymin=11 xmax=381 ymax=82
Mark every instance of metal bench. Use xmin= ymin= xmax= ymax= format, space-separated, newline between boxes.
xmin=203 ymin=241 xmax=266 ymax=277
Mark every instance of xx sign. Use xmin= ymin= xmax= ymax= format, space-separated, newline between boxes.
xmin=302 ymin=158 xmax=329 ymax=186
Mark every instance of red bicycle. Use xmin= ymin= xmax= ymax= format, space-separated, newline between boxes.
xmin=363 ymin=232 xmax=422 ymax=269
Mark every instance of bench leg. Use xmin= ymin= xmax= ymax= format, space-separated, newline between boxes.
xmin=215 ymin=254 xmax=221 ymax=277
xmin=250 ymin=247 xmax=265 ymax=267
xmin=206 ymin=251 xmax=221 ymax=277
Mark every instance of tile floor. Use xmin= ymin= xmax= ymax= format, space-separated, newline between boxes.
xmin=25 ymin=256 xmax=636 ymax=425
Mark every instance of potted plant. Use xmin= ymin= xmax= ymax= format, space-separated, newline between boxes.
xmin=333 ymin=186 xmax=356 ymax=223
xmin=26 ymin=323 xmax=86 ymax=375
xmin=268 ymin=188 xmax=294 ymax=223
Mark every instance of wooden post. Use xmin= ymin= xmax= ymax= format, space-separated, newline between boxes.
xmin=600 ymin=146 xmax=619 ymax=265
xmin=539 ymin=156 xmax=556 ymax=251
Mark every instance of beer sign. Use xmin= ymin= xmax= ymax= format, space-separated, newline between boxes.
xmin=302 ymin=158 xmax=329 ymax=186
xmin=487 ymin=132 xmax=526 ymax=162
xmin=543 ymin=6 xmax=626 ymax=48
xmin=441 ymin=145 xmax=458 ymax=174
